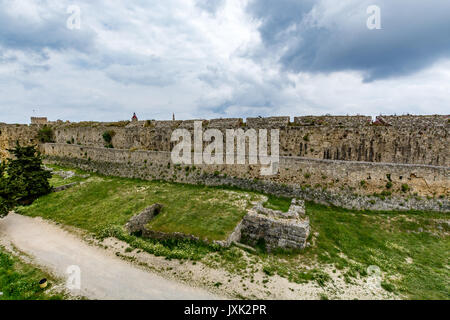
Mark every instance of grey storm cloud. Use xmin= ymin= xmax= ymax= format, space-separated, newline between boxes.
xmin=0 ymin=1 xmax=96 ymax=56
xmin=247 ymin=0 xmax=450 ymax=81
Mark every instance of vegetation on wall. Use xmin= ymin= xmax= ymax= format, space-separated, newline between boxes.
xmin=36 ymin=125 xmax=54 ymax=143
xmin=102 ymin=130 xmax=115 ymax=148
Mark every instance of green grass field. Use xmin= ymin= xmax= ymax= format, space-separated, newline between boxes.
xmin=17 ymin=165 xmax=450 ymax=299
xmin=48 ymin=167 xmax=88 ymax=188
xmin=146 ymin=189 xmax=261 ymax=240
xmin=22 ymin=164 xmax=262 ymax=241
xmin=0 ymin=247 xmax=64 ymax=300
xmin=264 ymin=199 xmax=450 ymax=299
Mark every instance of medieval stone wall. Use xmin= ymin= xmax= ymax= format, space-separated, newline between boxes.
xmin=379 ymin=115 xmax=449 ymax=127
xmin=246 ymin=116 xmax=290 ymax=128
xmin=0 ymin=124 xmax=40 ymax=160
xmin=40 ymin=143 xmax=449 ymax=211
xmin=293 ymin=115 xmax=372 ymax=127
xmin=1 ymin=115 xmax=448 ymax=211
xmin=38 ymin=115 xmax=449 ymax=166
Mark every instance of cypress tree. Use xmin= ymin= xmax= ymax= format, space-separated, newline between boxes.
xmin=0 ymin=143 xmax=52 ymax=218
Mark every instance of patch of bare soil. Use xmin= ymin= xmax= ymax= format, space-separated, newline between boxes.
xmin=100 ymin=237 xmax=401 ymax=300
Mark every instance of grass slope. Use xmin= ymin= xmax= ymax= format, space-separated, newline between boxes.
xmin=0 ymin=247 xmax=64 ymax=300
xmin=21 ymin=165 xmax=261 ymax=241
xmin=17 ymin=165 xmax=450 ymax=299
xmin=266 ymin=197 xmax=450 ymax=300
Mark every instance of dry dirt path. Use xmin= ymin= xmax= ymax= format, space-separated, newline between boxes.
xmin=0 ymin=213 xmax=220 ymax=300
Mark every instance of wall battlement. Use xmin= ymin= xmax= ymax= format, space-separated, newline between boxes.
xmin=377 ymin=115 xmax=449 ymax=127
xmin=294 ymin=115 xmax=372 ymax=127
xmin=246 ymin=116 xmax=290 ymax=128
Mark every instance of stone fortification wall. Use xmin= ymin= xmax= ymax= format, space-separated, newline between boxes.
xmin=41 ymin=143 xmax=449 ymax=212
xmin=0 ymin=124 xmax=40 ymax=160
xmin=293 ymin=115 xmax=372 ymax=127
xmin=39 ymin=115 xmax=449 ymax=166
xmin=246 ymin=117 xmax=290 ymax=128
xmin=378 ymin=115 xmax=448 ymax=127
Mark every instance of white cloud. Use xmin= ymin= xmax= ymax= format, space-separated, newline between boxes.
xmin=0 ymin=0 xmax=449 ymax=124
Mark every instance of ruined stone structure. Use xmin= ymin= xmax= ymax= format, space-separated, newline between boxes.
xmin=239 ymin=199 xmax=310 ymax=251
xmin=125 ymin=203 xmax=163 ymax=234
xmin=0 ymin=115 xmax=448 ymax=211
xmin=125 ymin=199 xmax=310 ymax=251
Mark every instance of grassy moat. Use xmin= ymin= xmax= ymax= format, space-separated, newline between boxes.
xmin=16 ymin=164 xmax=450 ymax=300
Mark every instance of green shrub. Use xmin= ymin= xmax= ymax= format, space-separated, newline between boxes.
xmin=401 ymin=184 xmax=410 ymax=193
xmin=102 ymin=130 xmax=115 ymax=148
xmin=262 ymin=265 xmax=275 ymax=276
xmin=380 ymin=190 xmax=391 ymax=197
xmin=381 ymin=281 xmax=395 ymax=292
xmin=36 ymin=126 xmax=54 ymax=143
xmin=386 ymin=181 xmax=393 ymax=189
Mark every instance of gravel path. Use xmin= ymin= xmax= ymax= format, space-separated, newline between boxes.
xmin=0 ymin=213 xmax=220 ymax=300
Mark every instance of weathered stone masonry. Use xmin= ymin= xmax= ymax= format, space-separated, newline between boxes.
xmin=125 ymin=199 xmax=310 ymax=251
xmin=0 ymin=123 xmax=40 ymax=160
xmin=41 ymin=143 xmax=449 ymax=212
xmin=239 ymin=199 xmax=310 ymax=251
xmin=1 ymin=115 xmax=449 ymax=211
xmin=3 ymin=114 xmax=447 ymax=165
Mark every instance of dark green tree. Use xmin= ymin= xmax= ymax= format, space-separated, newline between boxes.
xmin=0 ymin=161 xmax=14 ymax=218
xmin=0 ymin=143 xmax=52 ymax=218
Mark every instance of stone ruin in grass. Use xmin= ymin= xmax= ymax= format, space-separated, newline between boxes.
xmin=237 ymin=198 xmax=310 ymax=251
xmin=124 ymin=198 xmax=310 ymax=252
xmin=125 ymin=203 xmax=163 ymax=236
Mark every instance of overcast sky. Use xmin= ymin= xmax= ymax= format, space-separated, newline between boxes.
xmin=0 ymin=0 xmax=449 ymax=124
